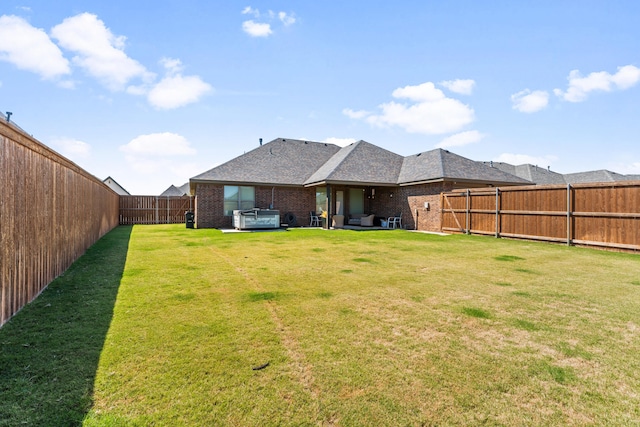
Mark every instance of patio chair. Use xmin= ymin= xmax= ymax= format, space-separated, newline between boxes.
xmin=387 ymin=213 xmax=402 ymax=229
xmin=360 ymin=214 xmax=375 ymax=227
xmin=309 ymin=211 xmax=321 ymax=227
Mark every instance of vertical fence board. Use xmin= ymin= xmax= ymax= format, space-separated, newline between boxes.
xmin=119 ymin=195 xmax=193 ymax=225
xmin=1 ymin=121 xmax=119 ymax=327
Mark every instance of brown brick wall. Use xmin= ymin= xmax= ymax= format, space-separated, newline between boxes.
xmin=368 ymin=183 xmax=454 ymax=231
xmin=195 ymin=181 xmax=457 ymax=231
xmin=194 ymin=183 xmax=318 ymax=228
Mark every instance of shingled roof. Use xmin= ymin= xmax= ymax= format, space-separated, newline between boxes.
xmin=484 ymin=161 xmax=640 ymax=185
xmin=190 ymin=138 xmax=341 ymax=187
xmin=305 ymin=140 xmax=404 ymax=186
xmin=190 ymin=138 xmax=530 ymax=189
xmin=563 ymin=169 xmax=634 ymax=184
xmin=160 ymin=183 xmax=190 ymax=196
xmin=482 ymin=162 xmax=566 ymax=185
xmin=399 ymin=149 xmax=531 ymax=186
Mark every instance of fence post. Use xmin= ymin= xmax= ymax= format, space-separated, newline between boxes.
xmin=567 ymin=184 xmax=572 ymax=246
xmin=495 ymin=187 xmax=500 ymax=238
xmin=465 ymin=189 xmax=470 ymax=234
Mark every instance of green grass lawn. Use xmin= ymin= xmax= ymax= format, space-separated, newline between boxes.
xmin=2 ymin=225 xmax=640 ymax=426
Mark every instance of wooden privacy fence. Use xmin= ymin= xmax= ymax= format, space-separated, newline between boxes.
xmin=1 ymin=120 xmax=119 ymax=326
xmin=441 ymin=182 xmax=640 ymax=252
xmin=119 ymin=195 xmax=194 ymax=225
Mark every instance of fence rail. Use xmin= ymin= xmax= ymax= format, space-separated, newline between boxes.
xmin=441 ymin=182 xmax=640 ymax=252
xmin=1 ymin=120 xmax=119 ymax=326
xmin=119 ymin=195 xmax=194 ymax=225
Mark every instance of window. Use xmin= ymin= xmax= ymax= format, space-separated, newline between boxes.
xmin=224 ymin=186 xmax=255 ymax=216
xmin=315 ymin=187 xmax=327 ymax=214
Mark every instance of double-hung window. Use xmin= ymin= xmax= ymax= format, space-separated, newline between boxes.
xmin=223 ymin=186 xmax=255 ymax=216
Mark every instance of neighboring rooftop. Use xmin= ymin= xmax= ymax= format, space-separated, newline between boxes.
xmin=484 ymin=161 xmax=640 ymax=185
xmin=160 ymin=183 xmax=190 ymax=196
xmin=103 ymin=176 xmax=130 ymax=195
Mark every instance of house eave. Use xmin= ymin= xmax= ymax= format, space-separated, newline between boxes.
xmin=190 ymin=178 xmax=303 ymax=189
xmin=304 ymin=180 xmax=398 ymax=188
xmin=399 ymin=177 xmax=531 ymax=187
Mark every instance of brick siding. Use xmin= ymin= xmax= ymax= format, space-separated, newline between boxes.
xmin=194 ymin=183 xmax=317 ymax=228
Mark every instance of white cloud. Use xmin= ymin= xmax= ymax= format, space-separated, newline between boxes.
xmin=120 ymin=132 xmax=197 ymax=156
xmin=324 ymin=137 xmax=357 ymax=147
xmin=342 ymin=108 xmax=370 ymax=119
xmin=554 ymin=65 xmax=640 ymax=102
xmin=242 ymin=20 xmax=272 ymax=37
xmin=346 ymin=82 xmax=475 ymax=135
xmin=494 ymin=153 xmax=558 ymax=166
xmin=0 ymin=15 xmax=70 ymax=79
xmin=279 ymin=12 xmax=296 ymax=26
xmin=51 ymin=13 xmax=152 ymax=91
xmin=436 ymin=130 xmax=485 ymax=148
xmin=241 ymin=7 xmax=296 ymax=37
xmin=511 ymin=89 xmax=549 ymax=113
xmin=241 ymin=6 xmax=260 ymax=17
xmin=51 ymin=137 xmax=91 ymax=160
xmin=148 ymin=75 xmax=212 ymax=109
xmin=440 ymin=79 xmax=475 ymax=95
xmin=146 ymin=58 xmax=212 ymax=109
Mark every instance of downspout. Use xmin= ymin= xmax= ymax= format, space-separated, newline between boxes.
xmin=271 ymin=187 xmax=275 ymax=209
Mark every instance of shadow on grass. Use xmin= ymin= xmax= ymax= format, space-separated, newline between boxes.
xmin=0 ymin=226 xmax=132 ymax=426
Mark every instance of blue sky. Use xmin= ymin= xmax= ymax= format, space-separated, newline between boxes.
xmin=1 ymin=1 xmax=639 ymax=194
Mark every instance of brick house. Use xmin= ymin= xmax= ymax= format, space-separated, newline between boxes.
xmin=189 ymin=138 xmax=530 ymax=231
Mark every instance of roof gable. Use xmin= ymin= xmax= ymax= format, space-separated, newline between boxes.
xmin=160 ymin=184 xmax=188 ymax=196
xmin=305 ymin=140 xmax=404 ymax=186
xmin=103 ymin=176 xmax=130 ymax=195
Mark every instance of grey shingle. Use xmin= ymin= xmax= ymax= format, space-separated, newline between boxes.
xmin=305 ymin=140 xmax=404 ymax=186
xmin=563 ymin=170 xmax=629 ymax=184
xmin=482 ymin=162 xmax=565 ymax=185
xmin=160 ymin=184 xmax=189 ymax=196
xmin=191 ymin=138 xmax=341 ymax=186
xmin=400 ymin=149 xmax=531 ymax=185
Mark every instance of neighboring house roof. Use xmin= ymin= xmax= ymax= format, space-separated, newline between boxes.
xmin=482 ymin=162 xmax=566 ymax=185
xmin=160 ymin=182 xmax=190 ymax=196
xmin=191 ymin=138 xmax=341 ymax=188
xmin=483 ymin=162 xmax=640 ymax=185
xmin=191 ymin=138 xmax=529 ymax=189
xmin=103 ymin=176 xmax=130 ymax=195
xmin=305 ymin=140 xmax=405 ymax=186
xmin=563 ymin=169 xmax=633 ymax=184
xmin=178 ymin=182 xmax=190 ymax=195
xmin=400 ymin=150 xmax=531 ymax=186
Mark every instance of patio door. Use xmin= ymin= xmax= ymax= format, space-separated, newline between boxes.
xmin=349 ymin=188 xmax=365 ymax=215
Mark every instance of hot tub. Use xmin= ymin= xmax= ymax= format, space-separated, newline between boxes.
xmin=233 ymin=209 xmax=280 ymax=230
